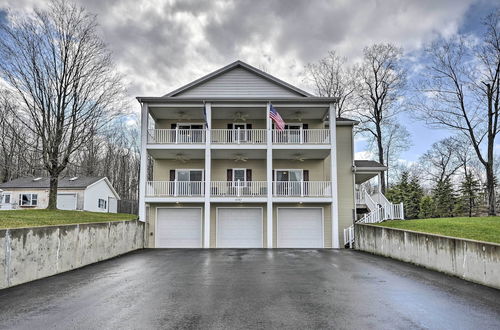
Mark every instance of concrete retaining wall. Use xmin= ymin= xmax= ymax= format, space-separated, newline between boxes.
xmin=0 ymin=220 xmax=144 ymax=289
xmin=355 ymin=224 xmax=500 ymax=289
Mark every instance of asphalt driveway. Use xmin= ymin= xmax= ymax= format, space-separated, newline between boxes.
xmin=0 ymin=249 xmax=499 ymax=330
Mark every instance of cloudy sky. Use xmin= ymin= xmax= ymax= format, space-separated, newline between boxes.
xmin=0 ymin=0 xmax=498 ymax=162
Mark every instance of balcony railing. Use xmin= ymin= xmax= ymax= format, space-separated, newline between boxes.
xmin=273 ymin=129 xmax=330 ymax=144
xmin=148 ymin=129 xmax=206 ymax=144
xmin=273 ymin=181 xmax=332 ymax=197
xmin=211 ymin=181 xmax=267 ymax=197
xmin=211 ymin=129 xmax=267 ymax=144
xmin=146 ymin=181 xmax=205 ymax=197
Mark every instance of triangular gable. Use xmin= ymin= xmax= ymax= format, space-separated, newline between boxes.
xmin=165 ymin=61 xmax=312 ymax=98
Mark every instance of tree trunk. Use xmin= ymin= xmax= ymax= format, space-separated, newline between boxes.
xmin=47 ymin=175 xmax=58 ymax=210
xmin=486 ymin=163 xmax=496 ymax=216
xmin=376 ymin=125 xmax=386 ymax=193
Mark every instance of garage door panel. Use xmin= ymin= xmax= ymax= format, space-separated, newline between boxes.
xmin=278 ymin=208 xmax=323 ymax=248
xmin=57 ymin=194 xmax=76 ymax=210
xmin=217 ymin=208 xmax=262 ymax=248
xmin=157 ymin=208 xmax=202 ymax=248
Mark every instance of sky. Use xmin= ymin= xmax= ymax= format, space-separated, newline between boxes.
xmin=0 ymin=0 xmax=498 ymax=163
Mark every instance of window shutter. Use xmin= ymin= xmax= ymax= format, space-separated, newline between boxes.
xmin=246 ymin=169 xmax=252 ymax=181
xmin=302 ymin=124 xmax=308 ymax=142
xmin=247 ymin=124 xmax=252 ymax=129
xmin=171 ymin=123 xmax=177 ymax=129
xmin=169 ymin=170 xmax=175 ymax=181
xmin=302 ymin=124 xmax=308 ymax=129
xmin=227 ymin=169 xmax=233 ymax=181
xmin=227 ymin=124 xmax=233 ymax=129
xmin=303 ymin=170 xmax=309 ymax=181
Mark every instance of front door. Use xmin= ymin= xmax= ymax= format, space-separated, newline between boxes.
xmin=233 ymin=123 xmax=247 ymax=142
xmin=276 ymin=170 xmax=303 ymax=196
xmin=285 ymin=124 xmax=302 ymax=143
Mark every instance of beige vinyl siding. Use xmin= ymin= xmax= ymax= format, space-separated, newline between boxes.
xmin=210 ymin=203 xmax=267 ymax=248
xmin=273 ymin=160 xmax=329 ymax=181
xmin=146 ymin=203 xmax=205 ymax=248
xmin=211 ymin=119 xmax=266 ymax=129
xmin=155 ymin=119 xmax=205 ymax=129
xmin=335 ymin=126 xmax=355 ymax=246
xmin=272 ymin=203 xmax=332 ymax=248
xmin=174 ymin=67 xmax=303 ymax=98
xmin=212 ymin=160 xmax=266 ymax=181
xmin=153 ymin=160 xmax=205 ymax=181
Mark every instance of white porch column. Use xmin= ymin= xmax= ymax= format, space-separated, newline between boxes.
xmin=329 ymin=103 xmax=340 ymax=248
xmin=266 ymin=103 xmax=273 ymax=248
xmin=204 ymin=102 xmax=212 ymax=248
xmin=138 ymin=102 xmax=148 ymax=222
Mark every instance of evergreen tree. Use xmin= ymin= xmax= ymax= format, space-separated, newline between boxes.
xmin=419 ymin=196 xmax=435 ymax=219
xmin=432 ymin=178 xmax=456 ymax=218
xmin=386 ymin=171 xmax=423 ymax=219
xmin=457 ymin=172 xmax=481 ymax=217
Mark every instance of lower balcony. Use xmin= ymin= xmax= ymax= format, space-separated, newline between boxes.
xmin=145 ymin=181 xmax=332 ymax=198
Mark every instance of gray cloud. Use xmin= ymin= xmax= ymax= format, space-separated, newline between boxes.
xmin=0 ymin=0 xmax=481 ymax=106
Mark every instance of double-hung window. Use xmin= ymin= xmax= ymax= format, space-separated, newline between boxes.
xmin=2 ymin=194 xmax=11 ymax=204
xmin=98 ymin=198 xmax=107 ymax=209
xmin=19 ymin=193 xmax=37 ymax=206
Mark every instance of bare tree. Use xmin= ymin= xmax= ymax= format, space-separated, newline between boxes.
xmin=305 ymin=51 xmax=357 ymax=117
xmin=414 ymin=11 xmax=500 ymax=215
xmin=355 ymin=43 xmax=407 ymax=193
xmin=381 ymin=121 xmax=411 ymax=188
xmin=0 ymin=0 xmax=124 ymax=209
xmin=419 ymin=137 xmax=463 ymax=185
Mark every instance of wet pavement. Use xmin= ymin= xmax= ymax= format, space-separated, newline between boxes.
xmin=0 ymin=249 xmax=499 ymax=329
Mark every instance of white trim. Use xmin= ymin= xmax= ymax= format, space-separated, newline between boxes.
xmin=329 ymin=103 xmax=339 ymax=248
xmin=155 ymin=206 xmax=203 ymax=248
xmin=266 ymin=102 xmax=273 ymax=248
xmin=57 ymin=192 xmax=78 ymax=210
xmin=85 ymin=177 xmax=120 ymax=200
xmin=215 ymin=207 xmax=264 ymax=248
xmin=139 ymin=103 xmax=148 ymax=222
xmin=276 ymin=207 xmax=324 ymax=248
xmin=204 ymin=102 xmax=212 ymax=248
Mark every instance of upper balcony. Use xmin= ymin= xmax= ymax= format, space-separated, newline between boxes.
xmin=147 ymin=128 xmax=331 ymax=145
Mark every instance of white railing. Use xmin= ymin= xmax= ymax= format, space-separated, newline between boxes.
xmin=273 ymin=181 xmax=331 ymax=197
xmin=211 ymin=129 xmax=267 ymax=144
xmin=357 ymin=202 xmax=405 ymax=224
xmin=147 ymin=129 xmax=206 ymax=144
xmin=146 ymin=181 xmax=205 ymax=197
xmin=344 ymin=225 xmax=355 ymax=248
xmin=272 ymin=129 xmax=330 ymax=144
xmin=355 ymin=189 xmax=364 ymax=204
xmin=211 ymin=181 xmax=267 ymax=197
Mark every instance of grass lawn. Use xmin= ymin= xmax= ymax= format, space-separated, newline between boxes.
xmin=376 ymin=216 xmax=500 ymax=244
xmin=0 ymin=209 xmax=137 ymax=229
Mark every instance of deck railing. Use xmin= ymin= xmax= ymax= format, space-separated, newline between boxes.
xmin=211 ymin=181 xmax=267 ymax=197
xmin=272 ymin=129 xmax=330 ymax=144
xmin=148 ymin=129 xmax=206 ymax=144
xmin=146 ymin=181 xmax=205 ymax=197
xmin=211 ymin=129 xmax=267 ymax=144
xmin=273 ymin=181 xmax=331 ymax=197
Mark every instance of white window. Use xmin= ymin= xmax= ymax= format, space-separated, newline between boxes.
xmin=2 ymin=194 xmax=11 ymax=204
xmin=232 ymin=168 xmax=247 ymax=187
xmin=19 ymin=193 xmax=37 ymax=206
xmin=98 ymin=198 xmax=107 ymax=209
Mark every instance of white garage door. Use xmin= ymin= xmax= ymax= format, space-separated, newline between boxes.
xmin=156 ymin=208 xmax=202 ymax=248
xmin=217 ymin=208 xmax=262 ymax=248
xmin=57 ymin=194 xmax=77 ymax=210
xmin=277 ymin=208 xmax=323 ymax=248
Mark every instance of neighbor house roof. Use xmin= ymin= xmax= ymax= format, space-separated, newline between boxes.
xmin=0 ymin=176 xmax=104 ymax=189
xmin=162 ymin=60 xmax=314 ymax=98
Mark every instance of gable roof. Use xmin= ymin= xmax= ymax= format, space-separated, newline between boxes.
xmin=164 ymin=60 xmax=313 ymax=98
xmin=0 ymin=176 xmax=106 ymax=189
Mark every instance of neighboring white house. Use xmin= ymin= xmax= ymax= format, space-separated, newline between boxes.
xmin=0 ymin=176 xmax=120 ymax=213
xmin=137 ymin=60 xmax=403 ymax=249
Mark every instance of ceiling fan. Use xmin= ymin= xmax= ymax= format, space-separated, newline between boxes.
xmin=292 ymin=153 xmax=306 ymax=162
xmin=175 ymin=153 xmax=191 ymax=163
xmin=177 ymin=111 xmax=191 ymax=120
xmin=233 ymin=154 xmax=248 ymax=162
xmin=233 ymin=112 xmax=249 ymax=122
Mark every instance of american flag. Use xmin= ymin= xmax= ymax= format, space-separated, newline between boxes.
xmin=269 ymin=104 xmax=285 ymax=131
